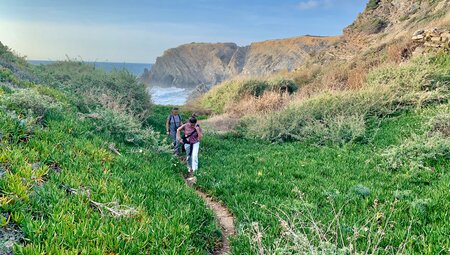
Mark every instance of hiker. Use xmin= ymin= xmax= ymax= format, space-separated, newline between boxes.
xmin=166 ymin=107 xmax=183 ymax=155
xmin=177 ymin=116 xmax=203 ymax=176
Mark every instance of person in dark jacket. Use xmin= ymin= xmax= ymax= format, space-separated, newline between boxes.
xmin=166 ymin=107 xmax=183 ymax=155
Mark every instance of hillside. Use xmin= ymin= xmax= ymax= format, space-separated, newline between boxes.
xmin=0 ymin=42 xmax=221 ymax=254
xmin=144 ymin=36 xmax=338 ymax=88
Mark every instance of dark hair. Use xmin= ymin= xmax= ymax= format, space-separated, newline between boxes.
xmin=189 ymin=116 xmax=197 ymax=124
xmin=172 ymin=107 xmax=179 ymax=111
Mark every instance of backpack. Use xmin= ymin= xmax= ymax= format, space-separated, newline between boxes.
xmin=170 ymin=114 xmax=182 ymax=128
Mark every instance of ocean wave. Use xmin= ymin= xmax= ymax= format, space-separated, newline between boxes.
xmin=148 ymin=86 xmax=191 ymax=105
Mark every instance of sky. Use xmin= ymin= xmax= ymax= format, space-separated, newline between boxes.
xmin=0 ymin=0 xmax=368 ymax=63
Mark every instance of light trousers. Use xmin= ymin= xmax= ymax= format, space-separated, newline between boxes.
xmin=185 ymin=142 xmax=200 ymax=171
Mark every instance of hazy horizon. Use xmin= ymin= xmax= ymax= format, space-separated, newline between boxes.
xmin=1 ymin=0 xmax=368 ymax=63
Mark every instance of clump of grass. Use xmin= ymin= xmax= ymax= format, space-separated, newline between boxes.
xmin=381 ymin=106 xmax=450 ymax=171
xmin=85 ymin=108 xmax=169 ymax=150
xmin=246 ymin=190 xmax=410 ymax=255
xmin=366 ymin=0 xmax=381 ymax=11
xmin=0 ymin=88 xmax=62 ymax=117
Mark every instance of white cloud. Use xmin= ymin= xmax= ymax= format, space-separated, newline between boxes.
xmin=298 ymin=0 xmax=334 ymax=10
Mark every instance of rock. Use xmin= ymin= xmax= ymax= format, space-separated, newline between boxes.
xmin=424 ymin=42 xmax=442 ymax=48
xmin=145 ymin=36 xmax=338 ymax=88
xmin=188 ymin=83 xmax=211 ymax=100
xmin=412 ymin=35 xmax=425 ymax=41
xmin=441 ymin=32 xmax=450 ymax=39
xmin=413 ymin=30 xmax=425 ymax=36
xmin=412 ymin=46 xmax=425 ymax=56
xmin=431 ymin=37 xmax=443 ymax=42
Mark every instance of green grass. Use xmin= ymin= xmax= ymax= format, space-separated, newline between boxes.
xmin=193 ymin=107 xmax=449 ymax=254
xmin=0 ymin=109 xmax=220 ymax=254
xmin=0 ymin=46 xmax=221 ymax=254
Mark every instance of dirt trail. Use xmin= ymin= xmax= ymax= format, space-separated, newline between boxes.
xmin=185 ymin=177 xmax=236 ymax=255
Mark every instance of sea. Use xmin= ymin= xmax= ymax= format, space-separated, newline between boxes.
xmin=28 ymin=60 xmax=190 ymax=105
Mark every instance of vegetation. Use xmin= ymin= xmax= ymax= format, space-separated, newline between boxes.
xmin=195 ymin=49 xmax=449 ymax=254
xmin=192 ymin=105 xmax=449 ymax=254
xmin=200 ymin=78 xmax=297 ymax=114
xmin=239 ymin=55 xmax=449 ymax=144
xmin=0 ymin=45 xmax=220 ymax=254
xmin=366 ymin=0 xmax=381 ymax=11
xmin=1 ymin=3 xmax=450 ymax=253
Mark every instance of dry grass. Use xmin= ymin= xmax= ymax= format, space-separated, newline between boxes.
xmin=200 ymin=114 xmax=240 ymax=134
xmin=225 ymin=91 xmax=291 ymax=117
xmin=247 ymin=189 xmax=412 ymax=255
xmin=386 ymin=40 xmax=416 ymax=64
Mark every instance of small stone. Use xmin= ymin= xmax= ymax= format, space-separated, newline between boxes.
xmin=441 ymin=32 xmax=450 ymax=39
xmin=424 ymin=42 xmax=441 ymax=48
xmin=430 ymin=37 xmax=442 ymax=42
xmin=412 ymin=47 xmax=425 ymax=56
xmin=412 ymin=35 xmax=425 ymax=41
xmin=413 ymin=30 xmax=425 ymax=36
xmin=32 ymin=162 xmax=41 ymax=170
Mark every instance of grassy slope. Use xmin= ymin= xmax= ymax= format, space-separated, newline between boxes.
xmin=193 ymin=107 xmax=449 ymax=254
xmin=0 ymin=46 xmax=220 ymax=254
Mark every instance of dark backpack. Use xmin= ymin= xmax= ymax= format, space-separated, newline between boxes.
xmin=170 ymin=114 xmax=182 ymax=128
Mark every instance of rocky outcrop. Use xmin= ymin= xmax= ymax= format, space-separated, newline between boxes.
xmin=344 ymin=0 xmax=450 ymax=37
xmin=145 ymin=36 xmax=338 ymax=88
xmin=412 ymin=28 xmax=450 ymax=48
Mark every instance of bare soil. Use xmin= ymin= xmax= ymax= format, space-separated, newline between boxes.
xmin=185 ymin=177 xmax=236 ymax=255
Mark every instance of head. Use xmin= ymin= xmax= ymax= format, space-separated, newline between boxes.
xmin=171 ymin=107 xmax=179 ymax=115
xmin=188 ymin=116 xmax=197 ymax=127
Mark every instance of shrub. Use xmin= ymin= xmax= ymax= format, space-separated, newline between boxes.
xmin=361 ymin=18 xmax=388 ymax=34
xmin=87 ymin=108 xmax=169 ymax=150
xmin=381 ymin=109 xmax=450 ymax=171
xmin=0 ymin=89 xmax=62 ymax=117
xmin=200 ymin=78 xmax=297 ymax=114
xmin=225 ymin=91 xmax=290 ymax=117
xmin=34 ymin=61 xmax=152 ymax=119
xmin=366 ymin=0 xmax=381 ymax=10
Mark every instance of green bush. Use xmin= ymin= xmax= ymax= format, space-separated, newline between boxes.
xmin=88 ymin=108 xmax=168 ymax=150
xmin=201 ymin=78 xmax=297 ymax=113
xmin=35 ymin=61 xmax=152 ymax=119
xmin=381 ymin=107 xmax=450 ymax=171
xmin=0 ymin=89 xmax=62 ymax=117
xmin=366 ymin=0 xmax=381 ymax=11
xmin=381 ymin=132 xmax=450 ymax=171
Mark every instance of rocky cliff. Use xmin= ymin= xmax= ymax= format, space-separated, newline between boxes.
xmin=145 ymin=36 xmax=338 ymax=88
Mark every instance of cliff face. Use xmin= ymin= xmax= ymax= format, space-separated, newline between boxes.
xmin=146 ymin=36 xmax=338 ymax=88
xmin=344 ymin=0 xmax=450 ymax=38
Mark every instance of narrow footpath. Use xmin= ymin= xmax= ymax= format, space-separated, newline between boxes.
xmin=185 ymin=177 xmax=236 ymax=255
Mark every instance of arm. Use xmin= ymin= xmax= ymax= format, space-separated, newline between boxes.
xmin=166 ymin=118 xmax=170 ymax=135
xmin=177 ymin=124 xmax=185 ymax=143
xmin=196 ymin=125 xmax=203 ymax=141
